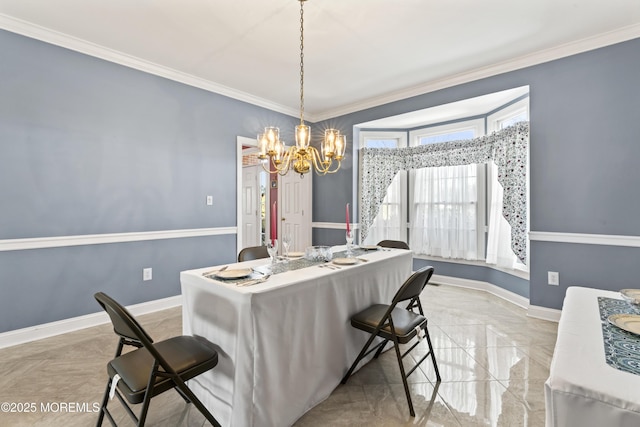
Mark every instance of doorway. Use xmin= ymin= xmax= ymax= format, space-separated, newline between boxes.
xmin=237 ymin=137 xmax=268 ymax=254
xmin=237 ymin=136 xmax=312 ymax=256
xmin=241 ymin=161 xmax=266 ymax=248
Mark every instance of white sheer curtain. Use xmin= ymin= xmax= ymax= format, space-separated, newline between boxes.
xmin=362 ymin=172 xmax=404 ymax=245
xmin=486 ymin=162 xmax=525 ymax=269
xmin=410 ymin=164 xmax=478 ymax=260
xmin=360 ymin=122 xmax=529 ymax=264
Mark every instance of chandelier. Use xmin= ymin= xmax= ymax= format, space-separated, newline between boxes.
xmin=257 ymin=0 xmax=346 ymax=177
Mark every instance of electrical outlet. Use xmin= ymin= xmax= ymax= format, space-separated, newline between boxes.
xmin=143 ymin=268 xmax=152 ymax=281
xmin=548 ymin=271 xmax=559 ymax=286
xmin=206 ymin=195 xmax=213 ymax=206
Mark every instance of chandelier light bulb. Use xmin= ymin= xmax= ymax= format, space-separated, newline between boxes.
xmin=257 ymin=133 xmax=269 ymax=158
xmin=295 ymin=124 xmax=310 ymax=151
xmin=334 ymin=134 xmax=346 ymax=160
xmin=274 ymin=140 xmax=286 ymax=163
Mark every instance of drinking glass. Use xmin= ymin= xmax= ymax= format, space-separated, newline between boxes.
xmin=346 ymin=230 xmax=354 ymax=257
xmin=282 ymin=233 xmax=292 ymax=262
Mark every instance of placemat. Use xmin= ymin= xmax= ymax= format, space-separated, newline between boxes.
xmin=266 ymin=247 xmax=370 ymax=275
xmin=208 ymin=246 xmax=374 ymax=283
xmin=598 ymin=297 xmax=640 ymax=376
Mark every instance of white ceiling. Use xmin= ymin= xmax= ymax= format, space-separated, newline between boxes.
xmin=0 ymin=0 xmax=639 ymax=122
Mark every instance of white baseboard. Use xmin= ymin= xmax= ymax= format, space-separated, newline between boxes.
xmin=1 ymin=274 xmax=562 ymax=349
xmin=0 ymin=295 xmax=182 ymax=349
xmin=526 ymin=304 xmax=562 ymax=322
xmin=431 ymin=274 xmax=560 ymax=322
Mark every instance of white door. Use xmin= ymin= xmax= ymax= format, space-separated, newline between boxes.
xmin=242 ymin=165 xmax=261 ymax=248
xmin=278 ymin=172 xmax=312 ymax=253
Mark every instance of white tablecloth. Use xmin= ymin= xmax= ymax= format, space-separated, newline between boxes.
xmin=181 ymin=246 xmax=413 ymax=427
xmin=545 ymin=286 xmax=640 ymax=427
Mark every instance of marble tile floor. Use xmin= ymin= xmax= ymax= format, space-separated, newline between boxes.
xmin=0 ymin=284 xmax=557 ymax=426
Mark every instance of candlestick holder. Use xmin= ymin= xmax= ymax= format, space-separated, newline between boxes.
xmin=346 ymin=230 xmax=354 ymax=257
xmin=267 ymin=239 xmax=279 ymax=267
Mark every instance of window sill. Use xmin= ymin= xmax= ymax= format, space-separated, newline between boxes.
xmin=413 ymin=254 xmax=530 ymax=280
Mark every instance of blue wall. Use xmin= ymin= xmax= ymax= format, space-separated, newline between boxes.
xmin=313 ymin=37 xmax=640 ymax=310
xmin=0 ymin=29 xmax=297 ymax=332
xmin=1 ymin=28 xmax=639 ymax=333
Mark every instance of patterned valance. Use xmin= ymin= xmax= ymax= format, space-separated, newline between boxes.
xmin=360 ymin=121 xmax=528 ymax=263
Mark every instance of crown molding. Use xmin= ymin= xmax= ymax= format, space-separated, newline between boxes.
xmin=0 ymin=13 xmax=299 ymax=119
xmin=313 ymin=23 xmax=640 ymax=121
xmin=1 ymin=13 xmax=638 ymax=123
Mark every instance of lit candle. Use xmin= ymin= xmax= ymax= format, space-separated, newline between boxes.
xmin=346 ymin=203 xmax=350 ymax=234
xmin=271 ymin=201 xmax=277 ymax=244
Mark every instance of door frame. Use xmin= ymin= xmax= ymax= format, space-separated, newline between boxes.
xmin=241 ymin=161 xmax=262 ymax=248
xmin=237 ymin=136 xmax=268 ymax=256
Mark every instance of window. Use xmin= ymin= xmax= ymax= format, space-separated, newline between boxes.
xmin=357 ymin=93 xmax=529 ymax=274
xmin=359 ymin=132 xmax=407 ymax=245
xmin=409 ymin=120 xmax=486 ymax=260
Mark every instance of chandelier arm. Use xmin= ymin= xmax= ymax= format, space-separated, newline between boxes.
xmin=324 ymin=159 xmax=342 ymax=174
xmin=284 ymin=147 xmax=296 ymax=170
xmin=260 ymin=162 xmax=273 ymax=175
xmin=310 ymin=147 xmax=330 ymax=175
xmin=309 ymin=147 xmax=321 ymax=172
xmin=312 ymin=147 xmax=342 ymax=175
xmin=262 ymin=148 xmax=294 ymax=175
xmin=277 ymin=167 xmax=290 ymax=176
xmin=276 ymin=149 xmax=294 ymax=174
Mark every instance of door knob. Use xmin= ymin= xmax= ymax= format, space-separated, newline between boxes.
xmin=281 ymin=217 xmax=286 ymax=221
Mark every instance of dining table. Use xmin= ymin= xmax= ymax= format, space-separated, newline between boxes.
xmin=544 ymin=286 xmax=640 ymax=427
xmin=180 ymin=245 xmax=413 ymax=427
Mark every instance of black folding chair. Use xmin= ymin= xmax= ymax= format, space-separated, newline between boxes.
xmin=341 ymin=266 xmax=440 ymax=416
xmin=377 ymin=239 xmax=411 ymax=250
xmin=238 ymin=245 xmax=270 ymax=262
xmin=101 ymin=299 xmax=143 ymax=358
xmin=94 ymin=292 xmax=221 ymax=427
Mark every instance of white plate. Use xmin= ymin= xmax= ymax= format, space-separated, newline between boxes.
xmin=333 ymin=257 xmax=358 ymax=265
xmin=287 ymin=252 xmax=305 ymax=258
xmin=361 ymin=245 xmax=380 ymax=251
xmin=620 ymin=289 xmax=640 ymax=303
xmin=608 ymin=314 xmax=640 ymax=335
xmin=215 ymin=268 xmax=253 ymax=279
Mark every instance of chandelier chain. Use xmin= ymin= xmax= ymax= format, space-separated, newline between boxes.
xmin=256 ymin=0 xmax=344 ymax=177
xmin=299 ymin=0 xmax=305 ymax=125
